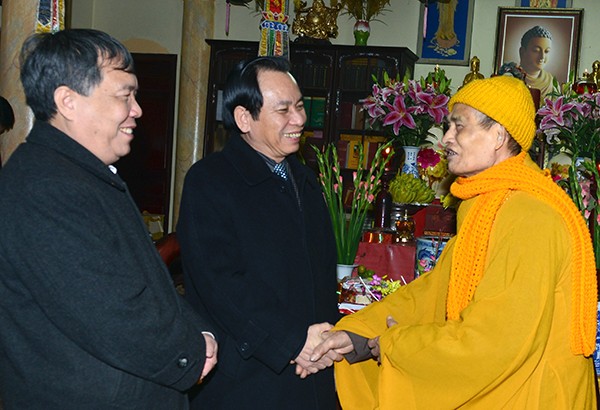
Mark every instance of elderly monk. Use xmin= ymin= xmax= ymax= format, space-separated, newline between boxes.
xmin=311 ymin=76 xmax=598 ymax=409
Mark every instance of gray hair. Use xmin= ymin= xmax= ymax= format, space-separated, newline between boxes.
xmin=474 ymin=110 xmax=521 ymax=155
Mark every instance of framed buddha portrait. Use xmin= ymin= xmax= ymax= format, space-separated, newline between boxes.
xmin=493 ymin=7 xmax=583 ymax=100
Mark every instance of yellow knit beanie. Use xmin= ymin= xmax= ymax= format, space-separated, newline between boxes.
xmin=448 ymin=76 xmax=537 ymax=151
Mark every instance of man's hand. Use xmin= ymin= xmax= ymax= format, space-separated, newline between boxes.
xmin=198 ymin=333 xmax=218 ymax=383
xmin=291 ymin=322 xmax=337 ymax=379
xmin=309 ymin=330 xmax=354 ymax=364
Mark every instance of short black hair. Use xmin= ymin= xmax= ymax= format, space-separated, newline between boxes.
xmin=222 ymin=56 xmax=291 ymax=133
xmin=19 ymin=29 xmax=134 ymax=122
xmin=0 ymin=97 xmax=15 ymax=131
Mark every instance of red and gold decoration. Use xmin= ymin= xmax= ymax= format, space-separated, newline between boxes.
xmin=258 ymin=0 xmax=290 ymax=58
xmin=36 ymin=0 xmax=65 ymax=34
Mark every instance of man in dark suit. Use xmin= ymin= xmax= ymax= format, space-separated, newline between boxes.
xmin=177 ymin=56 xmax=340 ymax=409
xmin=0 ymin=29 xmax=217 ymax=409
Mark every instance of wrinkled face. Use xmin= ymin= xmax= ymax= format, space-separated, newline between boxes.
xmin=442 ymin=104 xmax=502 ymax=178
xmin=519 ymin=37 xmax=552 ymax=75
xmin=71 ymin=62 xmax=142 ymax=165
xmin=240 ymin=70 xmax=306 ymax=162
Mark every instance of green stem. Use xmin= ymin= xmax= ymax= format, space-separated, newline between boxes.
xmin=312 ymin=141 xmax=394 ymax=265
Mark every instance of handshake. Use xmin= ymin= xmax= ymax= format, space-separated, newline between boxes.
xmin=291 ymin=316 xmax=398 ymax=378
xmin=291 ymin=323 xmax=353 ymax=378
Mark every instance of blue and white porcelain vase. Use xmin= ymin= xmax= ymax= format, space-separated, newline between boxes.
xmin=401 ymin=146 xmax=420 ymax=179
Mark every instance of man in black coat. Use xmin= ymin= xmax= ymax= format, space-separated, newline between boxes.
xmin=177 ymin=56 xmax=341 ymax=409
xmin=0 ymin=29 xmax=217 ymax=409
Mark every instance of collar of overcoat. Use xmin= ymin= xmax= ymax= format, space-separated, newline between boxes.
xmin=25 ymin=121 xmax=128 ymax=192
xmin=222 ymin=132 xmax=320 ymax=192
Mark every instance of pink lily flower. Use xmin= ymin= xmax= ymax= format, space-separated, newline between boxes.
xmin=362 ymin=96 xmax=386 ymax=118
xmin=382 ymin=95 xmax=417 ymax=134
xmin=538 ymin=96 xmax=577 ymax=130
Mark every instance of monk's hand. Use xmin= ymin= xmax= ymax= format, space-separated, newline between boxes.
xmin=367 ymin=336 xmax=380 ymax=362
xmin=368 ymin=316 xmax=398 ymax=364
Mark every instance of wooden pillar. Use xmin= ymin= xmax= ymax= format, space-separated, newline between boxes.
xmin=0 ymin=0 xmax=37 ymax=164
xmin=172 ymin=0 xmax=214 ymax=227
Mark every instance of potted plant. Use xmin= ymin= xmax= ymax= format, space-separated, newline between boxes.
xmin=313 ymin=141 xmax=392 ymax=280
xmin=340 ymin=0 xmax=391 ymax=45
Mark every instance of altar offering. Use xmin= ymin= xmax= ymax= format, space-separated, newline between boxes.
xmin=338 ymin=267 xmax=403 ymax=314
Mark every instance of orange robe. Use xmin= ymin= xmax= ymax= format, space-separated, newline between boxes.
xmin=334 ymin=189 xmax=597 ymax=409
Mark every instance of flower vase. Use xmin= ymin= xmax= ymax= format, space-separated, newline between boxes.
xmin=353 ymin=20 xmax=370 ymax=46
xmin=337 ymin=264 xmax=356 ymax=282
xmin=401 ymin=146 xmax=420 ymax=179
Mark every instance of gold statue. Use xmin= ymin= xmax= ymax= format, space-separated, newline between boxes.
xmin=463 ymin=56 xmax=484 ymax=86
xmin=292 ymin=0 xmax=342 ymax=40
xmin=590 ymin=60 xmax=600 ymax=89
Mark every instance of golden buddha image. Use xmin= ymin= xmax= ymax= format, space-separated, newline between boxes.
xmin=292 ymin=0 xmax=342 ymax=41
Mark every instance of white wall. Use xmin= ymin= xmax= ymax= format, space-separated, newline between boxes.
xmin=216 ymin=0 xmax=600 ymax=92
xmin=71 ymin=0 xmax=183 ymax=54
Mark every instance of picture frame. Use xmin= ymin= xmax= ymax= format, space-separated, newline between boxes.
xmin=494 ymin=8 xmax=583 ymax=94
xmin=515 ymin=0 xmax=573 ymax=8
xmin=65 ymin=0 xmax=72 ymax=29
xmin=417 ymin=0 xmax=475 ymax=66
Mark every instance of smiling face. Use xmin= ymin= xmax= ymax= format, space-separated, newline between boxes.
xmin=236 ymin=69 xmax=306 ymax=162
xmin=442 ymin=103 xmax=513 ymax=178
xmin=519 ymin=36 xmax=552 ymax=77
xmin=67 ymin=61 xmax=142 ymax=165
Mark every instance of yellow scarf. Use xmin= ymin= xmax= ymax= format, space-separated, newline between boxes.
xmin=447 ymin=152 xmax=597 ymax=356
